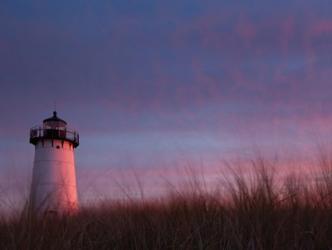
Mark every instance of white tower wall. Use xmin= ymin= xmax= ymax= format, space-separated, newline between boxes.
xmin=30 ymin=139 xmax=78 ymax=214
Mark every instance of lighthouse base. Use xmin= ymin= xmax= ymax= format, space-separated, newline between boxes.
xmin=30 ymin=139 xmax=78 ymax=215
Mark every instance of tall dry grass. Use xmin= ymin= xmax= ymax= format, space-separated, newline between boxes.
xmin=2 ymin=158 xmax=332 ymax=249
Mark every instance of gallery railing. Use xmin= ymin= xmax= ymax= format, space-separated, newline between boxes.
xmin=30 ymin=126 xmax=79 ymax=147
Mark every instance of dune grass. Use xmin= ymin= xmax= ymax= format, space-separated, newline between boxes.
xmin=2 ymin=159 xmax=332 ymax=249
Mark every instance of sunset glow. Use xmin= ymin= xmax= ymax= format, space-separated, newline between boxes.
xmin=0 ymin=0 xmax=332 ymax=206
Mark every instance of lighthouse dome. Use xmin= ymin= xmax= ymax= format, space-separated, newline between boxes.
xmin=43 ymin=111 xmax=67 ymax=128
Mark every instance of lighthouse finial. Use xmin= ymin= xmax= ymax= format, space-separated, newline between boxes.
xmin=53 ymin=100 xmax=57 ymax=116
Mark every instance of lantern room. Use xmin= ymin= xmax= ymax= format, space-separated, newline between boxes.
xmin=29 ymin=111 xmax=79 ymax=148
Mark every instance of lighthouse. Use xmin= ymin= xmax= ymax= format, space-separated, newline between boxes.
xmin=29 ymin=111 xmax=79 ymax=214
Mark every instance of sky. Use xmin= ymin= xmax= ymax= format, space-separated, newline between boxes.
xmin=0 ymin=0 xmax=332 ymax=205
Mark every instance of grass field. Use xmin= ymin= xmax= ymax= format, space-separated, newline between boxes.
xmin=1 ymin=158 xmax=332 ymax=249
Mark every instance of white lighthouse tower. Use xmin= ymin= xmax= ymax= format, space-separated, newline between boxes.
xmin=29 ymin=111 xmax=79 ymax=214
